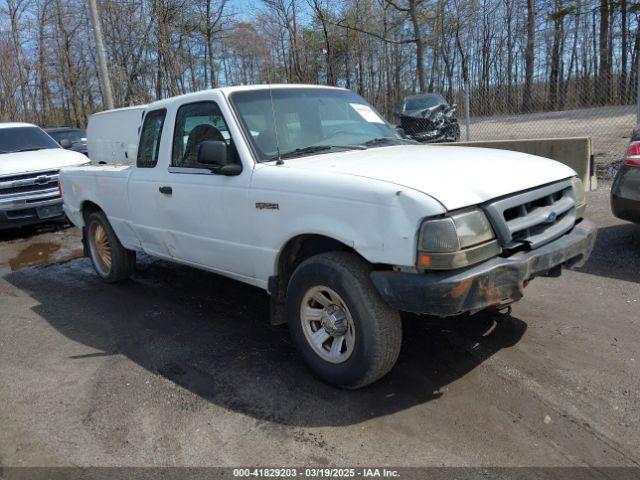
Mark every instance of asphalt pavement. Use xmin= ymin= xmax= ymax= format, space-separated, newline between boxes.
xmin=0 ymin=182 xmax=638 ymax=468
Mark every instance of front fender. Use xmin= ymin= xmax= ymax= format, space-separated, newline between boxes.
xmin=250 ymin=165 xmax=445 ymax=284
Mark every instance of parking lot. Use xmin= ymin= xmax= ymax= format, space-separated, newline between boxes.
xmin=470 ymin=105 xmax=635 ymax=173
xmin=0 ymin=182 xmax=638 ymax=468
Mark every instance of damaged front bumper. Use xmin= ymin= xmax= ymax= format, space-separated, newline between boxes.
xmin=370 ymin=219 xmax=597 ymax=317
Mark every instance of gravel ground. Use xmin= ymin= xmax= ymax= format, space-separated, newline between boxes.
xmin=0 ymin=183 xmax=638 ymax=470
xmin=469 ymin=105 xmax=636 ymax=173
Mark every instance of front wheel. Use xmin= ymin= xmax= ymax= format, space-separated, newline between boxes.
xmin=85 ymin=211 xmax=135 ymax=283
xmin=447 ymin=122 xmax=461 ymax=142
xmin=286 ymin=252 xmax=402 ymax=389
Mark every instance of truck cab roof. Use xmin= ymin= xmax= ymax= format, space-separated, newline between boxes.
xmin=144 ymin=84 xmax=348 ymax=110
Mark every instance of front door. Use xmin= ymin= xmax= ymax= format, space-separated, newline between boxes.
xmin=157 ymin=99 xmax=254 ymax=280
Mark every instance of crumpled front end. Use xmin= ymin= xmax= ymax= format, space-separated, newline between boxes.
xmin=397 ymin=104 xmax=460 ymax=143
xmin=371 ymin=219 xmax=596 ymax=317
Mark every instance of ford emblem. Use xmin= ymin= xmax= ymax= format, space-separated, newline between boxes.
xmin=546 ymin=211 xmax=557 ymax=223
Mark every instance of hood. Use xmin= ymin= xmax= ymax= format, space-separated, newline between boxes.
xmin=282 ymin=144 xmax=576 ymax=210
xmin=0 ymin=148 xmax=89 ymax=177
xmin=403 ymin=104 xmax=442 ymax=118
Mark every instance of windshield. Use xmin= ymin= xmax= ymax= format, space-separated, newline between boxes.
xmin=402 ymin=94 xmax=447 ymax=112
xmin=0 ymin=126 xmax=61 ymax=154
xmin=229 ymin=88 xmax=404 ymax=161
xmin=48 ymin=129 xmax=86 ymax=146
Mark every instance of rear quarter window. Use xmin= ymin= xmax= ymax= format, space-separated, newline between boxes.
xmin=137 ymin=109 xmax=166 ymax=168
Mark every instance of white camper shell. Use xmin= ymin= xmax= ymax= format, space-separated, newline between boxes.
xmin=87 ymin=105 xmax=147 ymax=165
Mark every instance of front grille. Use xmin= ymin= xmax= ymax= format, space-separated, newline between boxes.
xmin=0 ymin=170 xmax=58 ymax=182
xmin=484 ymin=180 xmax=576 ymax=250
xmin=0 ymin=170 xmax=59 ymax=199
xmin=398 ymin=115 xmax=435 ymax=135
xmin=1 ymin=181 xmax=58 ymax=196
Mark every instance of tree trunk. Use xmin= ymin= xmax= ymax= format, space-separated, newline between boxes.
xmin=504 ymin=0 xmax=514 ymax=109
xmin=598 ymin=0 xmax=610 ymax=105
xmin=408 ymin=0 xmax=426 ymax=92
xmin=522 ymin=0 xmax=535 ymax=112
xmin=7 ymin=0 xmax=30 ymax=118
xmin=621 ymin=0 xmax=628 ymax=103
xmin=548 ymin=1 xmax=564 ymax=110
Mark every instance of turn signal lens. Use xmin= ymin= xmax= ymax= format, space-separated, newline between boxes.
xmin=625 ymin=141 xmax=640 ymax=167
xmin=419 ymin=254 xmax=431 ymax=267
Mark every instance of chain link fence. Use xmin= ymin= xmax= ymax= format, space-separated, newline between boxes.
xmin=442 ymin=23 xmax=639 ymax=179
xmin=459 ymin=102 xmax=636 ymax=178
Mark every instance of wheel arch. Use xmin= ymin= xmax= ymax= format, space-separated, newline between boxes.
xmin=268 ymin=233 xmax=367 ymax=325
xmin=79 ymin=200 xmax=105 ymax=256
xmin=81 ymin=200 xmax=104 ymax=223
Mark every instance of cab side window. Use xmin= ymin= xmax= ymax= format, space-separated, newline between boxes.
xmin=171 ymin=101 xmax=236 ymax=168
xmin=137 ymin=109 xmax=166 ymax=168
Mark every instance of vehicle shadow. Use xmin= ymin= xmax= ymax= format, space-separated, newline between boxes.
xmin=6 ymin=255 xmax=527 ymax=427
xmin=575 ymin=222 xmax=640 ymax=283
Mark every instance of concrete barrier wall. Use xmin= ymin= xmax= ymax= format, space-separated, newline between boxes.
xmin=440 ymin=137 xmax=597 ymax=191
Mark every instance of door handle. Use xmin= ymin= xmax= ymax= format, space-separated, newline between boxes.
xmin=159 ymin=186 xmax=172 ymax=195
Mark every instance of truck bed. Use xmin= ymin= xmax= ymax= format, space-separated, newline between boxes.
xmin=60 ymin=164 xmax=134 ymax=237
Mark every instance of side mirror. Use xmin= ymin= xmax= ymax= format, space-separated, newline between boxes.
xmin=197 ymin=140 xmax=227 ymax=166
xmin=197 ymin=140 xmax=242 ymax=176
xmin=60 ymin=138 xmax=72 ymax=149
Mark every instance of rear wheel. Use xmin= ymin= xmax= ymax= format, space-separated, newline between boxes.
xmin=86 ymin=211 xmax=135 ymax=283
xmin=286 ymin=252 xmax=402 ymax=389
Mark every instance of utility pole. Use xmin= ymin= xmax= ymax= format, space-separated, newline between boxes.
xmin=88 ymin=0 xmax=114 ymax=110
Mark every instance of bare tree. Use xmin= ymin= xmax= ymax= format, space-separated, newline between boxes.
xmin=0 ymin=0 xmax=637 ymax=126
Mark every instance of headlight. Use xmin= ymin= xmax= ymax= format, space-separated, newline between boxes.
xmin=451 ymin=209 xmax=495 ymax=248
xmin=570 ymin=177 xmax=586 ymax=218
xmin=418 ymin=208 xmax=500 ymax=270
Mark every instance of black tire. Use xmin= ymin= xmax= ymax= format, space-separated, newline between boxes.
xmin=85 ymin=211 xmax=135 ymax=283
xmin=446 ymin=122 xmax=460 ymax=142
xmin=286 ymin=252 xmax=402 ymax=389
xmin=452 ymin=122 xmax=460 ymax=141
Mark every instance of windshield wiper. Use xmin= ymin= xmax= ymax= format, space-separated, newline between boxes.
xmin=14 ymin=147 xmax=46 ymax=152
xmin=362 ymin=137 xmax=402 ymax=147
xmin=273 ymin=144 xmax=366 ymax=161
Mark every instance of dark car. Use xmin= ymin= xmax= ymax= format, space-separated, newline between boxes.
xmin=396 ymin=93 xmax=460 ymax=143
xmin=45 ymin=127 xmax=88 ymax=156
xmin=611 ymin=126 xmax=640 ymax=223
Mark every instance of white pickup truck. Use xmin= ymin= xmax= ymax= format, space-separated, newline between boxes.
xmin=60 ymin=85 xmax=596 ymax=388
